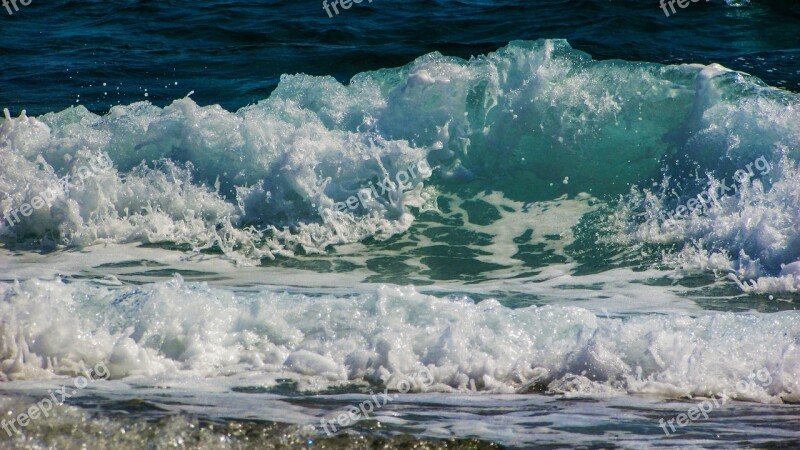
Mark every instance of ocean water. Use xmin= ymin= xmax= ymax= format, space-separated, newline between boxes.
xmin=1 ymin=0 xmax=800 ymax=448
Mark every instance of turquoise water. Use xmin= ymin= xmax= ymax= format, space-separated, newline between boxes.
xmin=1 ymin=1 xmax=800 ymax=448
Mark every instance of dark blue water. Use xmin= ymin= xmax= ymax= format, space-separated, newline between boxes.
xmin=1 ymin=0 xmax=798 ymax=116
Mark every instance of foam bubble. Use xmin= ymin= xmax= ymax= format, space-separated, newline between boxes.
xmin=1 ymin=277 xmax=797 ymax=402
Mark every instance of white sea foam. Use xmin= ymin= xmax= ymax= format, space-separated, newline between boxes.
xmin=0 ymin=277 xmax=797 ymax=403
xmin=614 ymin=155 xmax=800 ymax=293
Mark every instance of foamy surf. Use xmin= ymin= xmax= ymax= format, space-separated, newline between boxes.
xmin=1 ymin=40 xmax=799 ymax=292
xmin=1 ymin=276 xmax=797 ymax=401
xmin=2 ymin=35 xmax=800 ymax=449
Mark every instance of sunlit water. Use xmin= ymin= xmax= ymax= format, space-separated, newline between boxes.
xmin=2 ymin=1 xmax=800 ymax=448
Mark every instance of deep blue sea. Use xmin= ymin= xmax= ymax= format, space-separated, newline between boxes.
xmin=1 ymin=1 xmax=800 ymax=448
xmin=3 ymin=0 xmax=800 ymax=116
